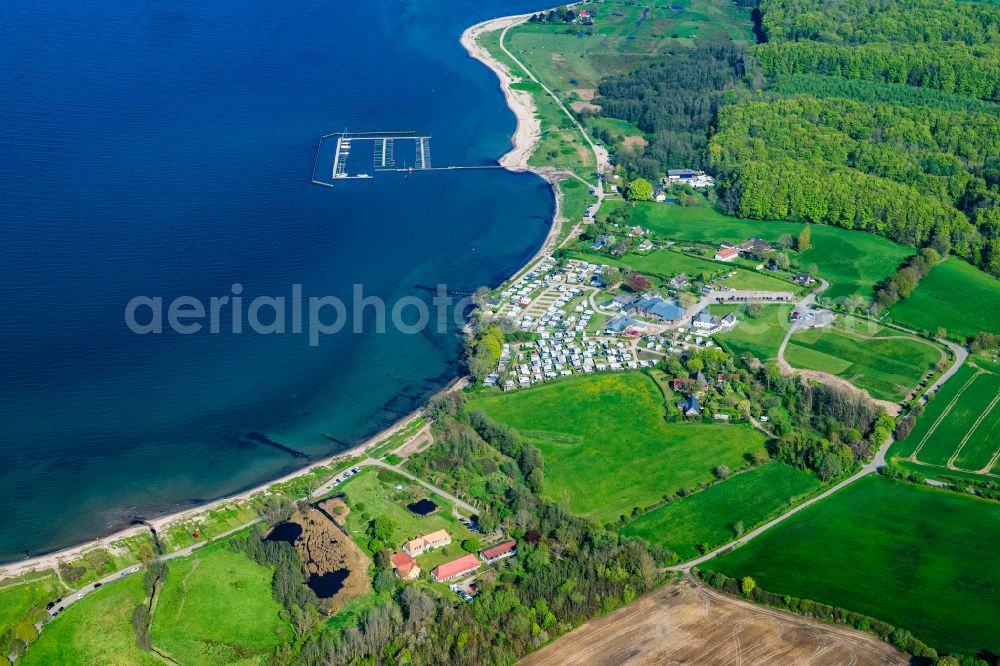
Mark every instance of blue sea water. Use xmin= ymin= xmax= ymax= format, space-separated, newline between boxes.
xmin=0 ymin=0 xmax=554 ymax=561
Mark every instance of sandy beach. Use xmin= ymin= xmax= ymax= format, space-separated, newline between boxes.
xmin=461 ymin=13 xmax=541 ymax=170
xmin=0 ymin=403 xmax=432 ymax=580
xmin=2 ymin=12 xmax=559 ymax=583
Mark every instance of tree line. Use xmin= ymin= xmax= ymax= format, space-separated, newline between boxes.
xmin=752 ymin=42 xmax=1000 ymax=102
xmin=757 ymin=0 xmax=1000 ymax=46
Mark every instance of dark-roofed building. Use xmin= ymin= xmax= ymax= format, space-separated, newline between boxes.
xmin=669 ymin=273 xmax=689 ymax=289
xmin=793 ymin=272 xmax=816 ymax=285
xmin=593 ymin=234 xmax=615 ymax=250
xmin=606 ymin=315 xmax=647 ymax=334
xmin=676 ymin=394 xmax=702 ymax=418
xmin=629 ymin=297 xmax=685 ymax=324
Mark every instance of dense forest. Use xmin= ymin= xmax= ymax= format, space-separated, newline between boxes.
xmin=585 ymin=0 xmax=1000 ymax=276
xmin=708 ymin=96 xmax=998 ymax=266
xmin=757 ymin=0 xmax=1000 ymax=45
xmin=752 ymin=42 xmax=1000 ymax=101
xmin=592 ymin=45 xmax=751 ymax=176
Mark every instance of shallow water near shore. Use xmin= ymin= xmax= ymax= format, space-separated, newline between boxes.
xmin=0 ymin=0 xmax=553 ymax=561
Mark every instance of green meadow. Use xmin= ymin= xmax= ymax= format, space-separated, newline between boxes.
xmin=20 ymin=576 xmax=160 ymax=666
xmin=469 ymin=372 xmax=767 ymax=522
xmin=894 ymin=362 xmax=1000 ymax=474
xmin=0 ymin=573 xmax=66 ymax=644
xmin=567 ymin=246 xmax=793 ymax=294
xmin=150 ymin=544 xmax=289 ymax=665
xmin=890 ymin=257 xmax=1000 ymax=340
xmin=705 ymin=475 xmax=1000 ymax=658
xmin=505 ymin=0 xmax=754 ymax=94
xmin=614 ymin=202 xmax=913 ymax=300
xmin=784 ymin=319 xmax=941 ymax=402
xmin=340 ymin=469 xmax=477 ymax=569
xmin=715 ymin=304 xmax=793 ymax=361
xmin=621 ymin=462 xmax=820 ymax=560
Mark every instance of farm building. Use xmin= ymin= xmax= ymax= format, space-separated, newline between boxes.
xmin=390 ymin=550 xmax=420 ymax=581
xmin=402 ymin=529 xmax=451 ymax=557
xmin=715 ymin=246 xmax=739 ymax=262
xmin=480 ymin=540 xmax=518 ymax=563
xmin=431 ymin=554 xmax=482 ymax=582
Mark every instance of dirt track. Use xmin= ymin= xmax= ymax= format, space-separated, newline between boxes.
xmin=519 ymin=579 xmax=908 ymax=666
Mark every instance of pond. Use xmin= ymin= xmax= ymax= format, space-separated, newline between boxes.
xmin=307 ymin=569 xmax=350 ymax=598
xmin=266 ymin=522 xmax=302 ymax=544
xmin=407 ymin=498 xmax=438 ymax=516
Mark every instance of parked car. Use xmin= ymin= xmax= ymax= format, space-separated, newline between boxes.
xmin=93 ymin=582 xmax=102 ymax=588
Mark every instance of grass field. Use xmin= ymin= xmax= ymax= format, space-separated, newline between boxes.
xmin=892 ymin=362 xmax=1000 ymax=477
xmin=567 ymin=246 xmax=794 ymax=294
xmin=704 ymin=475 xmax=1000 ymax=658
xmin=557 ymin=178 xmax=598 ymax=245
xmin=715 ymin=305 xmax=793 ymax=361
xmin=468 ymin=372 xmax=767 ymax=522
xmin=477 ymin=29 xmax=595 ymax=180
xmin=612 ymin=202 xmax=913 ymax=300
xmin=150 ymin=543 xmax=289 ymax=665
xmin=506 ymin=0 xmax=754 ymax=94
xmin=784 ymin=319 xmax=941 ymax=402
xmin=340 ymin=469 xmax=477 ymax=568
xmin=0 ymin=573 xmax=66 ymax=642
xmin=21 ymin=576 xmax=160 ymax=666
xmin=621 ymin=463 xmax=820 ymax=560
xmin=889 ymin=257 xmax=1000 ymax=340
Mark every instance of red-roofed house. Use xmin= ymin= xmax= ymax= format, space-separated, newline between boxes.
xmin=390 ymin=550 xmax=420 ymax=581
xmin=715 ymin=246 xmax=739 ymax=262
xmin=480 ymin=540 xmax=517 ymax=563
xmin=430 ymin=554 xmax=481 ymax=582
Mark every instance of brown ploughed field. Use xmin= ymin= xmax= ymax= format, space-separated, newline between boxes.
xmin=519 ymin=578 xmax=908 ymax=666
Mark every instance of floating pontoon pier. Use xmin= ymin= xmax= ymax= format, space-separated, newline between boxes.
xmin=311 ymin=130 xmax=502 ymax=186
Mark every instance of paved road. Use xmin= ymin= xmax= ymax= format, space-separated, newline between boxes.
xmin=498 ymin=22 xmax=610 ymax=179
xmin=45 ymin=518 xmax=260 ymax=621
xmin=43 ymin=447 xmax=477 ymax=624
xmin=665 ymin=316 xmax=969 ymax=572
xmin=362 ymin=459 xmax=479 ymax=517
xmin=666 ymin=435 xmax=895 ymax=572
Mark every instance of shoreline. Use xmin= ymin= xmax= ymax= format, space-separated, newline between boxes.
xmin=1 ymin=12 xmax=563 ymax=580
xmin=460 ymin=11 xmax=568 ymax=280
xmin=0 ymin=400 xmax=435 ymax=578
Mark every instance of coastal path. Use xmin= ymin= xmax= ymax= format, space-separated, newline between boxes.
xmin=42 ymin=452 xmax=477 ymax=625
xmin=45 ymin=520 xmax=260 ymax=621
xmin=497 ymin=22 xmax=610 ymax=179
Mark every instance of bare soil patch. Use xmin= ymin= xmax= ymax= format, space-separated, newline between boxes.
xmin=292 ymin=500 xmax=370 ymax=612
xmin=571 ymin=101 xmax=601 ymax=113
xmin=622 ymin=135 xmax=649 ymax=149
xmin=575 ymin=88 xmax=597 ymax=100
xmin=519 ymin=578 xmax=908 ymax=666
